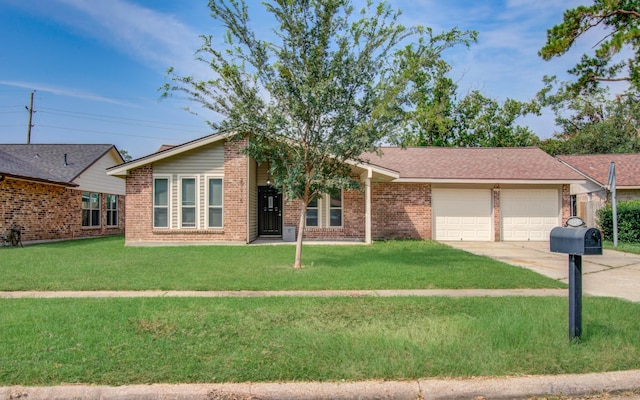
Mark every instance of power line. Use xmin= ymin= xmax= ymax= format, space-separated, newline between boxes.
xmin=39 ymin=110 xmax=210 ymax=135
xmin=37 ymin=124 xmax=190 ymax=141
xmin=38 ymin=110 xmax=211 ymax=134
xmin=38 ymin=107 xmax=208 ymax=129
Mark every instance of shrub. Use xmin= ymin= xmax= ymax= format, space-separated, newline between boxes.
xmin=597 ymin=200 xmax=640 ymax=243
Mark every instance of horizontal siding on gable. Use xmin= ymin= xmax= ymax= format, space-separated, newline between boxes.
xmin=74 ymin=150 xmax=126 ymax=195
xmin=154 ymin=142 xmax=224 ymax=176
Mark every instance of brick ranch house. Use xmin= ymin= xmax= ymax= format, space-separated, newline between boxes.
xmin=107 ymin=132 xmax=584 ymax=246
xmin=558 ymin=153 xmax=640 ymax=227
xmin=0 ymin=144 xmax=125 ymax=243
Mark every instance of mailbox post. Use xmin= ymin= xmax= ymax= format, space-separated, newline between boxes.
xmin=568 ymin=253 xmax=583 ymax=339
xmin=550 ymin=221 xmax=602 ymax=340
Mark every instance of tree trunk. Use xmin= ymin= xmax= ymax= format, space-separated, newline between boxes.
xmin=293 ymin=183 xmax=310 ymax=269
xmin=293 ymin=202 xmax=306 ymax=269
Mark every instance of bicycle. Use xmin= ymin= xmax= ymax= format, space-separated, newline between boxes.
xmin=1 ymin=224 xmax=23 ymax=247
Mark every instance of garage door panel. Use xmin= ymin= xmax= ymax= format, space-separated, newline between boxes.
xmin=461 ymin=217 xmax=477 ymax=224
xmin=433 ymin=189 xmax=492 ymax=241
xmin=529 ymin=231 xmax=547 ymax=241
xmin=501 ymin=189 xmax=559 ymax=241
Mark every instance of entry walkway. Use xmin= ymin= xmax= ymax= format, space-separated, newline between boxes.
xmin=444 ymin=241 xmax=640 ymax=302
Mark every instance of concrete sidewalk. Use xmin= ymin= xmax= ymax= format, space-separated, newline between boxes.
xmin=2 ymin=369 xmax=639 ymax=400
xmin=0 ymin=288 xmax=568 ymax=299
xmin=444 ymin=241 xmax=640 ymax=302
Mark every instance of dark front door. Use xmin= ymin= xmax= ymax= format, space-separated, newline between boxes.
xmin=258 ymin=186 xmax=282 ymax=236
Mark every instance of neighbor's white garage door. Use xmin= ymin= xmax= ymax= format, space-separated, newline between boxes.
xmin=432 ymin=189 xmax=492 ymax=241
xmin=501 ymin=189 xmax=560 ymax=241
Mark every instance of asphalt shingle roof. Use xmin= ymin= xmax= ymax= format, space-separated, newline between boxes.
xmin=0 ymin=144 xmax=115 ymax=186
xmin=364 ymin=147 xmax=583 ymax=181
xmin=558 ymin=153 xmax=640 ymax=187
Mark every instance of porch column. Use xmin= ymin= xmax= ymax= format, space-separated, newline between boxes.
xmin=365 ymin=168 xmax=372 ymax=244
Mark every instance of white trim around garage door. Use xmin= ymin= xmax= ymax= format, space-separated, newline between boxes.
xmin=432 ymin=188 xmax=493 ymax=241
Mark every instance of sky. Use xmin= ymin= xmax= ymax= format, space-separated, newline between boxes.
xmin=0 ymin=0 xmax=590 ymax=159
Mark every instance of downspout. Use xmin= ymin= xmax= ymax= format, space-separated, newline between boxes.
xmin=246 ymin=155 xmax=251 ymax=244
xmin=365 ymin=168 xmax=372 ymax=244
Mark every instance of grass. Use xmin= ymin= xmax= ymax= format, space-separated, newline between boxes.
xmin=604 ymin=240 xmax=640 ymax=254
xmin=1 ymin=296 xmax=639 ymax=385
xmin=0 ymin=236 xmax=564 ymax=291
xmin=1 ymin=237 xmax=637 ymax=385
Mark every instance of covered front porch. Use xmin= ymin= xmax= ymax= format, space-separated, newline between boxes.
xmin=248 ymin=159 xmax=398 ymax=244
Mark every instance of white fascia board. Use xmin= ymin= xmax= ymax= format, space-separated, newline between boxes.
xmin=346 ymin=160 xmax=399 ymax=180
xmin=392 ymin=178 xmax=586 ymax=185
xmin=107 ymin=131 xmax=235 ymax=176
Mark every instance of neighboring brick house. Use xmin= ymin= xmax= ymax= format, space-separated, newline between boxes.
xmin=107 ymin=132 xmax=584 ymax=245
xmin=0 ymin=144 xmax=125 ymax=243
xmin=557 ymin=154 xmax=640 ymax=227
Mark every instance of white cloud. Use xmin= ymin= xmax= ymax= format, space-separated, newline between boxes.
xmin=40 ymin=0 xmax=211 ymax=77
xmin=0 ymin=80 xmax=137 ymax=106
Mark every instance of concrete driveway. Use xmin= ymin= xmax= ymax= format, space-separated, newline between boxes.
xmin=443 ymin=241 xmax=640 ymax=302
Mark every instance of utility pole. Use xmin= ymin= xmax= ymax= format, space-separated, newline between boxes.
xmin=25 ymin=90 xmax=35 ymax=144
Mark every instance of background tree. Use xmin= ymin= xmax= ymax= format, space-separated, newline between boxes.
xmin=118 ymin=149 xmax=133 ymax=162
xmin=163 ymin=0 xmax=476 ymax=268
xmin=451 ymin=91 xmax=540 ymax=147
xmin=538 ymin=1 xmax=640 ymax=155
xmin=538 ymin=76 xmax=640 ymax=154
xmin=397 ymin=87 xmax=540 ymax=147
xmin=539 ymin=0 xmax=640 ymax=96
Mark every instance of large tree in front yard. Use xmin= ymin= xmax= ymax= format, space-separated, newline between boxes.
xmin=163 ymin=0 xmax=475 ymax=268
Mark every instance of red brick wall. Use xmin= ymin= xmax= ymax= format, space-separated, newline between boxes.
xmin=493 ymin=185 xmax=501 ymax=242
xmin=562 ymin=184 xmax=571 ymax=225
xmin=124 ymin=164 xmax=153 ymax=243
xmin=282 ymin=187 xmax=365 ymax=240
xmin=0 ymin=177 xmax=124 ymax=243
xmin=371 ymin=182 xmax=431 ymax=239
xmin=223 ymin=139 xmax=249 ymax=241
xmin=123 ymin=140 xmax=248 ymax=244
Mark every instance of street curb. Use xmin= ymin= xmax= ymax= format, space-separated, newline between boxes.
xmin=2 ymin=370 xmax=639 ymax=400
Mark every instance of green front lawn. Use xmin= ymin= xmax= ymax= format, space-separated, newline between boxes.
xmin=2 ymin=237 xmax=638 ymax=385
xmin=0 ymin=236 xmax=564 ymax=291
xmin=1 ymin=296 xmax=639 ymax=385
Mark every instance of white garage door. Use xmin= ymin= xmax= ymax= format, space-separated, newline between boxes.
xmin=432 ymin=189 xmax=492 ymax=241
xmin=501 ymin=189 xmax=560 ymax=241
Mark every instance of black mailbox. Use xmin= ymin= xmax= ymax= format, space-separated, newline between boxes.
xmin=550 ymin=224 xmax=603 ymax=340
xmin=550 ymin=227 xmax=602 ymax=255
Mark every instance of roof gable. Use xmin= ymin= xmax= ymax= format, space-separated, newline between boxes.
xmin=557 ymin=153 xmax=640 ymax=187
xmin=0 ymin=144 xmax=119 ymax=186
xmin=108 ymin=131 xmax=232 ymax=176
